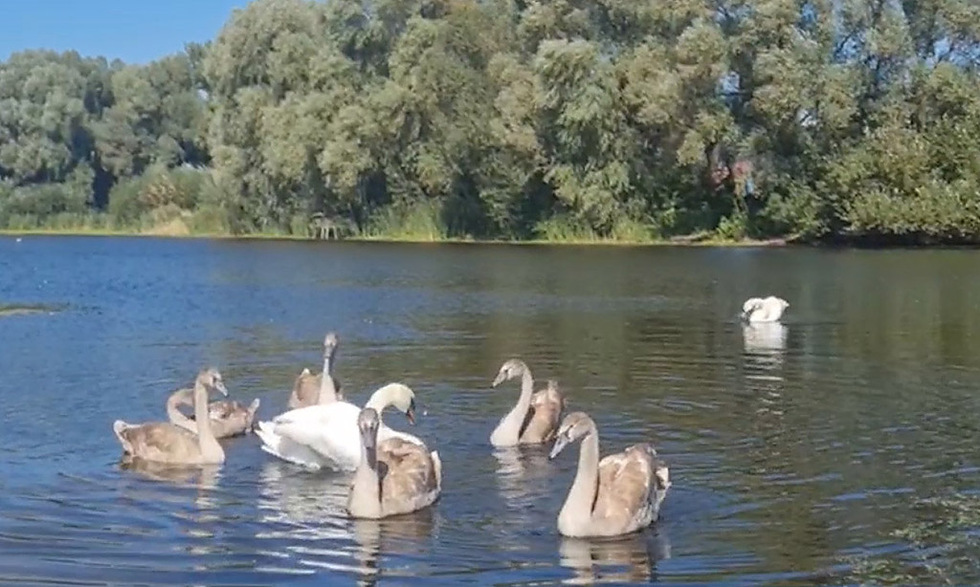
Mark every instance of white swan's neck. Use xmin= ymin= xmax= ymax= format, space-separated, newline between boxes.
xmin=365 ymin=384 xmax=399 ymax=413
xmin=558 ymin=426 xmax=600 ymax=533
xmin=490 ymin=368 xmax=534 ymax=446
xmin=193 ymin=380 xmax=223 ymax=461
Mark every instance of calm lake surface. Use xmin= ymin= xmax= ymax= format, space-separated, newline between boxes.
xmin=2 ymin=236 xmax=980 ymax=585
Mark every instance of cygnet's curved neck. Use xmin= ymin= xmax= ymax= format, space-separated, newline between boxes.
xmin=491 ymin=367 xmax=534 ymax=446
xmin=167 ymin=388 xmax=197 ymax=433
xmin=558 ymin=423 xmax=600 ymax=529
xmin=349 ymin=428 xmax=383 ymax=518
xmin=193 ymin=379 xmax=223 ymax=461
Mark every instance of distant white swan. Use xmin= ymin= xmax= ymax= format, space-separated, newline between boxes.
xmin=741 ymin=296 xmax=789 ymax=323
xmin=255 ymin=382 xmax=421 ymax=472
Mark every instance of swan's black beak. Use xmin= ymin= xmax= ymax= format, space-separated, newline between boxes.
xmin=405 ymin=401 xmax=417 ymax=426
xmin=549 ymin=434 xmax=570 ymax=460
xmin=215 ymin=380 xmax=229 ymax=396
xmin=492 ymin=371 xmax=507 ymax=387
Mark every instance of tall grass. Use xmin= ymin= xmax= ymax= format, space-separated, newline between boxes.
xmin=533 ymin=213 xmax=657 ymax=244
xmin=362 ymin=200 xmax=448 ymax=241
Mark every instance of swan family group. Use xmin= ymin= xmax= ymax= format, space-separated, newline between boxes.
xmin=112 ymin=295 xmax=788 ymax=538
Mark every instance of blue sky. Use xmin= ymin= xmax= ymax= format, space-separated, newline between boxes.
xmin=1 ymin=0 xmax=249 ymax=64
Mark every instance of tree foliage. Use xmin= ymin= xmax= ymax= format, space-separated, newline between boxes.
xmin=2 ymin=0 xmax=980 ymax=242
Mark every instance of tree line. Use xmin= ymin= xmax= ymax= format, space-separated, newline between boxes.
xmin=1 ymin=0 xmax=979 ymax=243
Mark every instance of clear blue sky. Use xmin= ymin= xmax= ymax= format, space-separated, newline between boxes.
xmin=1 ymin=0 xmax=249 ymax=64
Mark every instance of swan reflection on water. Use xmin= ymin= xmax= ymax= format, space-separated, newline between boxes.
xmin=119 ymin=454 xmax=222 ymax=492
xmin=742 ymin=322 xmax=788 ymax=355
xmin=253 ymin=460 xmax=435 ymax=580
xmin=118 ymin=456 xmax=223 ymax=558
xmin=493 ymin=445 xmax=555 ymax=508
xmin=742 ymin=322 xmax=788 ymax=378
xmin=559 ymin=528 xmax=671 ymax=585
xmin=349 ymin=511 xmax=436 ymax=586
xmin=256 ymin=459 xmax=349 ymax=531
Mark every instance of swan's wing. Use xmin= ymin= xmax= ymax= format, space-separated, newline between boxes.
xmin=742 ymin=297 xmax=764 ymax=313
xmin=255 ymin=421 xmax=327 ymax=469
xmin=379 ymin=438 xmax=439 ymax=499
xmin=430 ymin=450 xmax=443 ymax=491
xmin=272 ymin=401 xmax=361 ymax=468
xmin=289 ymin=368 xmax=321 ymax=408
xmin=594 ymin=444 xmax=657 ymax=524
xmin=520 ymin=383 xmax=565 ymax=443
xmin=763 ymin=296 xmax=788 ymax=320
xmin=272 ymin=401 xmax=349 ymax=426
xmin=379 ymin=426 xmax=425 ymax=446
xmin=116 ymin=422 xmax=200 ymax=462
xmin=207 ymin=400 xmax=242 ymax=420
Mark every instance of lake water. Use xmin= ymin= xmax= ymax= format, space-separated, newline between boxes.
xmin=2 ymin=236 xmax=980 ymax=585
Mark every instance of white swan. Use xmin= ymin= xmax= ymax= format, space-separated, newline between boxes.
xmin=741 ymin=296 xmax=789 ymax=323
xmin=254 ymin=382 xmax=421 ymax=471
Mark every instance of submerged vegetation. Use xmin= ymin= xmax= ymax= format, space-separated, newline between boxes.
xmin=843 ymin=494 xmax=980 ymax=585
xmin=0 ymin=303 xmax=63 ymax=317
xmin=1 ymin=0 xmax=980 ymax=244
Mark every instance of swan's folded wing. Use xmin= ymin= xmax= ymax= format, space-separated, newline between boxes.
xmin=123 ymin=422 xmax=199 ymax=461
xmin=594 ymin=444 xmax=656 ymax=522
xmin=379 ymin=427 xmax=425 ymax=446
xmin=273 ymin=402 xmax=360 ymax=464
xmin=523 ymin=383 xmax=564 ymax=441
xmin=290 ymin=368 xmax=321 ymax=408
xmin=208 ymin=400 xmax=240 ymax=419
xmin=273 ymin=401 xmax=353 ymax=427
xmin=379 ymin=438 xmax=439 ymax=496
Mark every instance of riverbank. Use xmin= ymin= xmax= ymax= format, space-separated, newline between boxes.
xmin=0 ymin=227 xmax=798 ymax=247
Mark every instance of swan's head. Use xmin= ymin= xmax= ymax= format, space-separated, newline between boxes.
xmin=548 ymin=411 xmax=595 ymax=460
xmin=368 ymin=383 xmax=418 ymax=426
xmin=492 ymin=359 xmax=528 ymax=387
xmin=741 ymin=297 xmax=763 ymax=315
xmin=357 ymin=407 xmax=381 ymax=462
xmin=197 ymin=368 xmax=228 ymax=396
xmin=323 ymin=332 xmax=339 ymax=357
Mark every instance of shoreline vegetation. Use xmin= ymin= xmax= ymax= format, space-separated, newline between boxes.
xmin=12 ymin=226 xmax=976 ymax=249
xmin=2 ymin=0 xmax=979 ymax=248
xmin=0 ymin=226 xmax=794 ymax=247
